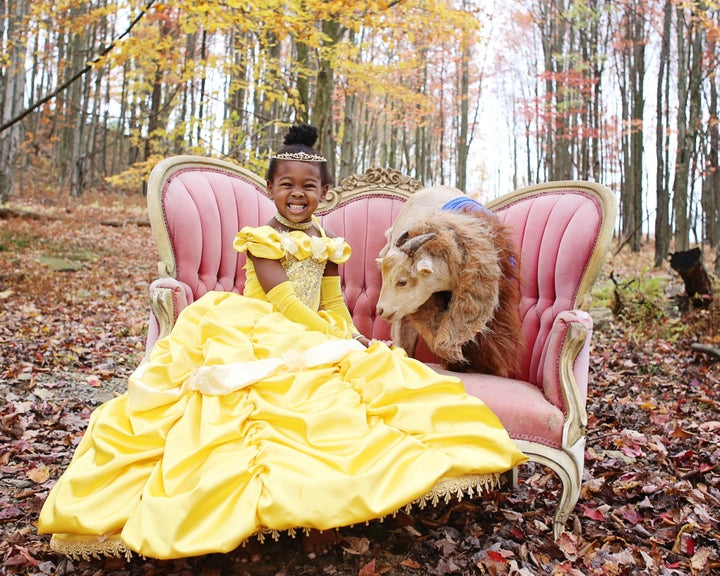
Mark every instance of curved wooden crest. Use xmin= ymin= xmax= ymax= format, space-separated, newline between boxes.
xmin=318 ymin=167 xmax=423 ymax=213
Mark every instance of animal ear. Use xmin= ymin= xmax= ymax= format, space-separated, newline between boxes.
xmin=400 ymin=232 xmax=436 ymax=256
xmin=414 ymin=257 xmax=435 ymax=275
xmin=395 ymin=231 xmax=410 ymax=248
xmin=378 ymin=228 xmax=394 ymax=258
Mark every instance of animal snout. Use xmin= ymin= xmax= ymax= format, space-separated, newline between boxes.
xmin=376 ymin=305 xmax=393 ymax=320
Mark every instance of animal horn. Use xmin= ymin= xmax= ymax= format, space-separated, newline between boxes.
xmin=397 ymin=232 xmax=436 ymax=256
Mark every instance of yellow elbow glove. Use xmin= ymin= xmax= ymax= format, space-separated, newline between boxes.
xmin=266 ymin=281 xmax=345 ymax=337
xmin=320 ymin=276 xmax=358 ymax=333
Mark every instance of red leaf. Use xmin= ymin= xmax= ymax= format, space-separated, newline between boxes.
xmin=673 ymin=449 xmax=694 ymax=466
xmin=581 ymin=504 xmax=605 ymax=521
xmin=358 ymin=559 xmax=379 ymax=576
xmin=620 ymin=507 xmax=643 ymax=525
xmin=681 ymin=533 xmax=695 ymax=555
xmin=487 ymin=550 xmax=510 ymax=563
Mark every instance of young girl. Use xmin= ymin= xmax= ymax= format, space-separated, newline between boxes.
xmin=38 ymin=124 xmax=526 ymax=561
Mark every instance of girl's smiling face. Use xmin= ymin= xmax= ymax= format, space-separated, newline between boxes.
xmin=267 ymin=160 xmax=328 ymax=224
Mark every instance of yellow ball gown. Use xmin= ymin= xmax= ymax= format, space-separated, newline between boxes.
xmin=38 ymin=224 xmax=526 ymax=560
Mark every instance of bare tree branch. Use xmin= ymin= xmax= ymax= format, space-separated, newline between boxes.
xmin=0 ymin=0 xmax=156 ymax=134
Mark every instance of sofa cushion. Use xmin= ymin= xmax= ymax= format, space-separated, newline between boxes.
xmin=431 ymin=365 xmax=564 ymax=449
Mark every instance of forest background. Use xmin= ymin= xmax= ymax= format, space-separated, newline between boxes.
xmin=1 ymin=0 xmax=720 ymax=273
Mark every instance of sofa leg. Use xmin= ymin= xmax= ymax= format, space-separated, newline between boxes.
xmin=512 ymin=442 xmax=582 ymax=540
xmin=552 ymin=472 xmax=578 ymax=539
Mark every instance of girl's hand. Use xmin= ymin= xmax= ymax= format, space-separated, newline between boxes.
xmin=352 ymin=333 xmax=371 ymax=347
xmin=353 ymin=334 xmax=393 ymax=348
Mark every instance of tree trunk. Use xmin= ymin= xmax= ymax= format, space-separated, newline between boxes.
xmin=629 ymin=15 xmax=645 ymax=253
xmin=672 ymin=7 xmax=703 ymax=252
xmin=711 ymin=68 xmax=720 ymax=277
xmin=0 ymin=0 xmax=28 ymax=203
xmin=312 ymin=20 xmax=343 ymax=178
xmin=145 ymin=67 xmax=163 ymax=153
xmin=615 ymin=3 xmax=646 ymax=253
xmin=629 ymin=4 xmax=645 ymax=253
xmin=456 ymin=40 xmax=470 ymax=192
xmin=195 ymin=30 xmax=208 ymax=147
xmin=415 ymin=49 xmax=429 ymax=183
xmin=68 ymin=16 xmax=88 ymax=197
xmin=295 ymin=40 xmax=310 ymax=122
xmin=703 ymin=70 xmax=718 ymax=251
xmin=654 ymin=1 xmax=672 ymax=267
xmin=338 ymin=29 xmax=358 ymax=181
xmin=224 ymin=28 xmax=247 ymax=158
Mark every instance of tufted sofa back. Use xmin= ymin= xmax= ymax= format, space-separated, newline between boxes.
xmin=488 ymin=185 xmax=611 ymax=395
xmin=149 ymin=161 xmax=274 ymax=301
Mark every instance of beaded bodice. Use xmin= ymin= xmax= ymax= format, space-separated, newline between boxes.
xmin=281 ymin=253 xmax=326 ymax=308
xmin=233 ymin=223 xmax=352 ymax=310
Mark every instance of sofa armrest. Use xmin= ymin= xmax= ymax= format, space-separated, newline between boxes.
xmin=146 ymin=278 xmax=190 ymax=354
xmin=541 ymin=309 xmax=593 ymax=447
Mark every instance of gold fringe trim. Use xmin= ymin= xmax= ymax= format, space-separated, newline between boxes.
xmin=408 ymin=473 xmax=501 ymax=511
xmin=48 ymin=473 xmax=500 ymax=560
xmin=254 ymin=473 xmax=501 ymax=538
xmin=50 ymin=534 xmax=134 ymax=562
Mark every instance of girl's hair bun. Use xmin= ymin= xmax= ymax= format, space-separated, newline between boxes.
xmin=283 ymin=124 xmax=318 ymax=148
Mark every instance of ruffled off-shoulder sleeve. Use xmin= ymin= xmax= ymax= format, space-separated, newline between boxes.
xmin=233 ymin=226 xmax=285 ymax=260
xmin=233 ymin=225 xmax=352 ymax=264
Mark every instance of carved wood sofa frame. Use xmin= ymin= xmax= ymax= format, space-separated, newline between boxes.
xmin=145 ymin=155 xmax=616 ymax=538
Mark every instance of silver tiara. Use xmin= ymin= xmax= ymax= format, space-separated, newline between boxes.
xmin=271 ymin=151 xmax=327 ymax=163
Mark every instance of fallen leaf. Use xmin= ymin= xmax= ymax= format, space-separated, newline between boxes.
xmin=434 ymin=537 xmax=457 ymax=555
xmin=487 ymin=549 xmax=513 ymax=563
xmin=340 ymin=536 xmax=370 ymax=555
xmin=86 ymin=375 xmax=102 ymax=387
xmin=26 ymin=464 xmax=50 ymax=483
xmin=670 ymin=428 xmax=693 ymax=440
xmin=618 ymin=505 xmax=642 ymax=525
xmin=0 ymin=505 xmax=23 ymax=520
xmin=358 ymin=559 xmax=379 ymax=576
xmin=581 ymin=504 xmax=605 ymax=521
xmin=639 ymin=550 xmax=655 ymax=571
xmin=690 ymin=547 xmax=711 ymax=570
xmin=556 ymin=532 xmax=579 ymax=561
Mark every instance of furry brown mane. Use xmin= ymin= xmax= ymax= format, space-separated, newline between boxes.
xmin=404 ymin=210 xmax=522 ymax=378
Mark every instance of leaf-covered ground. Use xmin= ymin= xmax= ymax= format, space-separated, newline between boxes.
xmin=1 ymin=194 xmax=718 ymax=576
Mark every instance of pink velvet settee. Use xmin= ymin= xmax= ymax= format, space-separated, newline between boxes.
xmin=145 ymin=156 xmax=616 ymax=538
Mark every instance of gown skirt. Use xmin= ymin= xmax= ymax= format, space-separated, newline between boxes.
xmin=38 ymin=290 xmax=527 ymax=560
